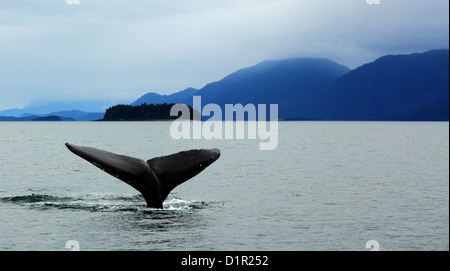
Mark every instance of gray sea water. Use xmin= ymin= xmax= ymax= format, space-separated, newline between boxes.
xmin=0 ymin=121 xmax=448 ymax=251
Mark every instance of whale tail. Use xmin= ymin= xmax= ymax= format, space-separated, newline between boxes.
xmin=65 ymin=143 xmax=220 ymax=208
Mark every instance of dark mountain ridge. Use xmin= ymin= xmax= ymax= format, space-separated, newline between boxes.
xmin=312 ymin=49 xmax=449 ymax=120
xmin=133 ymin=50 xmax=448 ymax=121
xmin=2 ymin=50 xmax=447 ymax=121
xmin=133 ymin=58 xmax=351 ymax=120
xmin=131 ymin=87 xmax=198 ymax=106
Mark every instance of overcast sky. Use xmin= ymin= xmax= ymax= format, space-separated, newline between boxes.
xmin=0 ymin=0 xmax=448 ymax=110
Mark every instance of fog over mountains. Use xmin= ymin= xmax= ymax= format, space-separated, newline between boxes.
xmin=1 ymin=50 xmax=448 ymax=121
xmin=132 ymin=49 xmax=449 ymax=121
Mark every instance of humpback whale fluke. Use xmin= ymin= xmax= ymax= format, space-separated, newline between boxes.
xmin=65 ymin=143 xmax=220 ymax=209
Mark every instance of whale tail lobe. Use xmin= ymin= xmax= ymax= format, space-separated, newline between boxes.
xmin=65 ymin=143 xmax=220 ymax=208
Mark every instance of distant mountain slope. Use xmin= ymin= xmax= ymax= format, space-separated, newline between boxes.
xmin=131 ymin=87 xmax=198 ymax=106
xmin=131 ymin=51 xmax=448 ymax=121
xmin=132 ymin=58 xmax=351 ymax=120
xmin=0 ymin=101 xmax=108 ymax=121
xmin=0 ymin=108 xmax=23 ymax=117
xmin=189 ymin=58 xmax=351 ymax=119
xmin=388 ymin=98 xmax=449 ymax=121
xmin=4 ymin=50 xmax=446 ymax=121
xmin=0 ymin=115 xmax=73 ymax=121
xmin=0 ymin=110 xmax=103 ymax=121
xmin=313 ymin=49 xmax=449 ymax=120
xmin=20 ymin=100 xmax=112 ymax=115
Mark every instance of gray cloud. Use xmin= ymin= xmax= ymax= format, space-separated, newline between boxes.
xmin=0 ymin=0 xmax=448 ymax=110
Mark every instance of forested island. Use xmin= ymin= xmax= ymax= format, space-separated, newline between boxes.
xmin=102 ymin=103 xmax=193 ymax=121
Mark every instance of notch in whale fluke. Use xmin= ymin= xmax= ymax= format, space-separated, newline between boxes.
xmin=65 ymin=143 xmax=220 ymax=209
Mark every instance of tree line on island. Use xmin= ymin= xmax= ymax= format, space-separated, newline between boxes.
xmin=102 ymin=103 xmax=194 ymax=121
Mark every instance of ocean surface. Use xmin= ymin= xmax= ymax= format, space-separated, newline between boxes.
xmin=0 ymin=121 xmax=448 ymax=251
